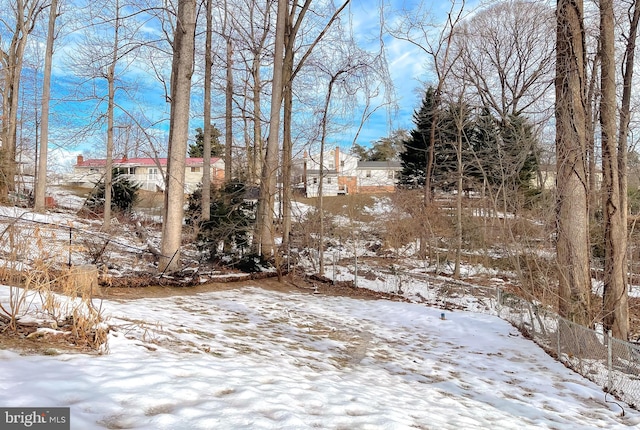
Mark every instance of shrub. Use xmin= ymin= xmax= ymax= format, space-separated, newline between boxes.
xmin=186 ymin=180 xmax=256 ymax=260
xmin=85 ymin=169 xmax=141 ymax=214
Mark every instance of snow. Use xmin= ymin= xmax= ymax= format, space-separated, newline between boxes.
xmin=0 ymin=285 xmax=638 ymax=429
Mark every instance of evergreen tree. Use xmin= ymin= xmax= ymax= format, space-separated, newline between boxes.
xmin=469 ymin=107 xmax=501 ymax=186
xmin=500 ymin=114 xmax=538 ymax=190
xmin=85 ymin=169 xmax=141 ymax=214
xmin=189 ymin=126 xmax=223 ymax=158
xmin=351 ymin=131 xmax=405 ymax=162
xmin=350 ymin=143 xmax=369 ymax=161
xmin=432 ymin=101 xmax=473 ymax=191
xmin=186 ymin=180 xmax=256 ymax=259
xmin=470 ymin=110 xmax=538 ymax=191
xmin=400 ymin=88 xmax=470 ymax=191
xmin=399 ymin=87 xmax=439 ymax=188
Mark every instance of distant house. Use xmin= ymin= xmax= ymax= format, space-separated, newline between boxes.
xmin=535 ymin=164 xmax=603 ymax=191
xmin=68 ymin=155 xmax=225 ymax=194
xmin=356 ymin=161 xmax=401 ymax=194
xmin=302 ymin=147 xmax=401 ymax=197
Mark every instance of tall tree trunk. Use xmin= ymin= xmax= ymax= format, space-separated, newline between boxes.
xmin=104 ymin=3 xmax=121 ymax=229
xmin=281 ymin=26 xmax=294 ymax=248
xmin=255 ymin=0 xmax=287 ymax=257
xmin=159 ymin=0 xmax=197 ymax=273
xmin=602 ymin=0 xmax=638 ymax=340
xmin=34 ymin=0 xmax=59 ymax=212
xmin=555 ymin=0 xmax=592 ymax=325
xmin=586 ymin=49 xmax=600 ymax=223
xmin=202 ymin=0 xmax=213 ymax=222
xmin=225 ymin=28 xmax=233 ymax=181
xmin=251 ymin=52 xmax=263 ymax=184
xmin=317 ymin=76 xmax=339 ymax=277
xmin=454 ymin=113 xmax=463 ymax=279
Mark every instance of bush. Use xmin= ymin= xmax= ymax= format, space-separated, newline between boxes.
xmin=84 ymin=169 xmax=141 ymax=215
xmin=186 ymin=180 xmax=256 ymax=261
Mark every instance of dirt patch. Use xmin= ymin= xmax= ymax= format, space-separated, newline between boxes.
xmin=99 ymin=276 xmax=298 ymax=300
xmin=97 ymin=276 xmax=407 ymax=301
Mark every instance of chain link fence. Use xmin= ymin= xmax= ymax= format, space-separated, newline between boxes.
xmin=498 ymin=290 xmax=640 ymax=409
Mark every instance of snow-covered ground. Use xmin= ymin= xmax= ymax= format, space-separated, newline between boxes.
xmin=0 ymin=285 xmax=638 ymax=429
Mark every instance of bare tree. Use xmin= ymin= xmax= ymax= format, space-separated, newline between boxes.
xmin=68 ymin=0 xmax=159 ymax=227
xmin=313 ymin=43 xmax=374 ymax=276
xmin=254 ymin=0 xmax=286 ymax=257
xmin=600 ymin=0 xmax=640 ymax=340
xmin=224 ymin=0 xmax=274 ymax=184
xmin=0 ymin=0 xmax=47 ymax=202
xmin=159 ymin=0 xmax=197 ymax=273
xmin=451 ymin=0 xmax=555 ymax=121
xmin=388 ymin=0 xmax=466 ymax=204
xmin=222 ymin=0 xmax=233 ymax=183
xmin=555 ymin=0 xmax=592 ymax=325
xmin=280 ymin=0 xmax=352 ymax=249
xmin=34 ymin=0 xmax=60 ymax=212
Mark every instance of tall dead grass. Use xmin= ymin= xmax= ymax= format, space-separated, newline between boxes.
xmin=0 ymin=221 xmax=108 ymax=351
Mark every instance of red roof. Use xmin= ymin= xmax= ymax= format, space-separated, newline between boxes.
xmin=76 ymin=157 xmax=221 ymax=168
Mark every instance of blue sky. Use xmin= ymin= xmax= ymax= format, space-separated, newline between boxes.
xmin=23 ymin=0 xmax=483 ymax=170
xmin=331 ymin=0 xmax=484 ymax=151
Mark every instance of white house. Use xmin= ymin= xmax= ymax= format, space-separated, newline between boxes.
xmin=356 ymin=161 xmax=401 ymax=194
xmin=303 ymin=147 xmax=401 ymax=197
xmin=67 ymin=155 xmax=225 ymax=194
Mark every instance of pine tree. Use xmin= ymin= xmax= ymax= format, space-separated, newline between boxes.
xmin=399 ymin=88 xmax=470 ymax=191
xmin=186 ymin=180 xmax=255 ymax=259
xmin=500 ymin=114 xmax=538 ymax=191
xmin=399 ymin=87 xmax=438 ymax=188
xmin=433 ymin=101 xmax=473 ymax=191
xmin=189 ymin=126 xmax=223 ymax=158
xmin=469 ymin=110 xmax=538 ymax=194
xmin=469 ymin=108 xmax=500 ymax=186
xmin=85 ymin=169 xmax=141 ymax=215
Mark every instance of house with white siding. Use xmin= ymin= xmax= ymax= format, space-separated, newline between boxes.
xmin=67 ymin=155 xmax=225 ymax=194
xmin=303 ymin=147 xmax=401 ymax=197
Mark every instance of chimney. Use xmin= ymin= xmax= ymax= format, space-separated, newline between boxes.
xmin=77 ymin=155 xmax=84 ymax=165
xmin=335 ymin=146 xmax=340 ymax=173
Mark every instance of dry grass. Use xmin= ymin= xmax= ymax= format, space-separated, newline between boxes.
xmin=295 ymin=194 xmax=379 ymax=222
xmin=0 ymin=223 xmax=109 ymax=352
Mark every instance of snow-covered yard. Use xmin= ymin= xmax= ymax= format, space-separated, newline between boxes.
xmin=0 ymin=284 xmax=638 ymax=429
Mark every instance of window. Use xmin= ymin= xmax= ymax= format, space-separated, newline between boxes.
xmin=313 ymin=177 xmax=318 ymax=184
xmin=328 ymin=161 xmax=334 ymax=169
xmin=117 ymin=167 xmax=135 ymax=175
xmin=190 ymin=167 xmax=200 ymax=173
xmin=340 ymin=160 xmax=345 ymax=168
xmin=366 ymin=170 xmax=372 ymax=178
xmin=327 ymin=177 xmax=332 ymax=184
xmin=387 ymin=170 xmax=395 ymax=179
xmin=148 ymin=168 xmax=158 ymax=178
